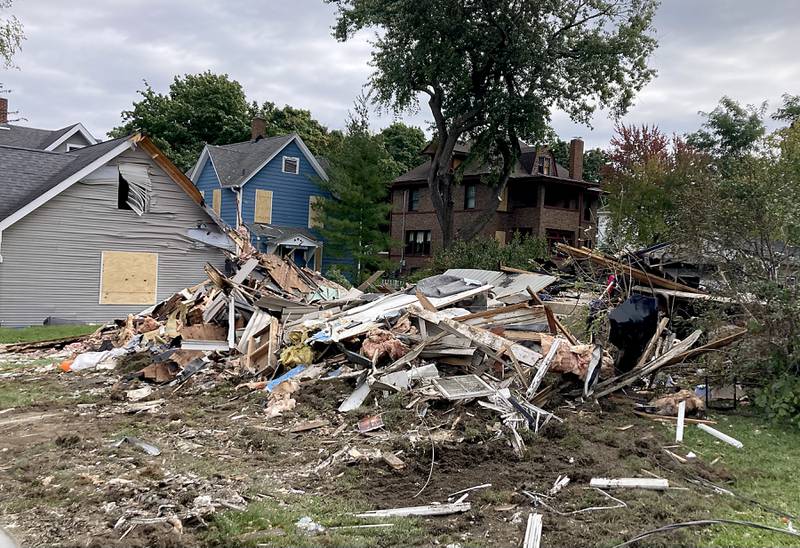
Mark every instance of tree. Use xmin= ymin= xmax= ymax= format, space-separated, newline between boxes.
xmin=111 ymin=72 xmax=337 ymax=171
xmin=0 ymin=0 xmax=23 ymax=69
xmin=314 ymin=97 xmax=394 ymax=281
xmin=773 ymin=93 xmax=800 ymax=125
xmin=329 ymin=0 xmax=658 ymax=247
xmin=254 ymin=101 xmax=343 ymax=156
xmin=602 ymin=123 xmax=706 ymax=247
xmin=686 ymin=96 xmax=767 ymax=159
xmin=378 ymin=122 xmax=426 ymax=175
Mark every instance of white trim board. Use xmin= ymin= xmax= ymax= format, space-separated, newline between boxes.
xmin=189 ymin=146 xmax=211 ymax=182
xmin=0 ymin=138 xmax=135 ymax=232
xmin=45 ymin=122 xmax=98 ymax=151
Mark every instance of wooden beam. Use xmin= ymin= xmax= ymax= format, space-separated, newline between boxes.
xmin=590 ymin=478 xmax=669 ymax=490
xmin=409 ymin=306 xmax=542 ymax=367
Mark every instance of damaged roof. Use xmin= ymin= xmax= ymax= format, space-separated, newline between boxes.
xmin=0 ymin=137 xmax=130 ymax=222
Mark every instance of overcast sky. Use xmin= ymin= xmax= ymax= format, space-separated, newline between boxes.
xmin=2 ymin=0 xmax=798 ymax=149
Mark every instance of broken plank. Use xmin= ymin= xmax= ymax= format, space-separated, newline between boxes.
xmin=381 ymin=452 xmax=406 ymax=471
xmin=523 ymin=513 xmax=543 ymax=548
xmin=635 ymin=317 xmax=669 ymax=371
xmin=357 ymin=270 xmax=385 ymax=291
xmin=409 ymin=306 xmax=542 ymax=367
xmin=526 ymin=337 xmax=561 ymax=399
xmin=289 ymin=419 xmax=329 ymax=433
xmin=355 ymin=502 xmax=471 ymax=518
xmin=632 ymin=410 xmax=716 ymax=425
xmin=589 ymin=478 xmax=669 ymax=490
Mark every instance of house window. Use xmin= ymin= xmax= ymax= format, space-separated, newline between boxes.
xmin=282 ymin=156 xmax=300 ymax=174
xmin=538 ymin=156 xmax=551 ymax=175
xmin=544 ymin=185 xmax=578 ymax=210
xmin=464 ymin=184 xmax=476 ymax=209
xmin=212 ymin=189 xmax=222 ymax=215
xmin=308 ymin=195 xmax=324 ymax=228
xmin=404 ymin=230 xmax=431 ymax=256
xmin=254 ymin=189 xmax=273 ymax=224
xmin=66 ymin=143 xmax=85 ymax=152
xmin=408 ymin=188 xmax=422 ymax=211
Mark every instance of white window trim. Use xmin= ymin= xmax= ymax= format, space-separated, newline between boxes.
xmin=282 ymin=156 xmax=300 ymax=174
xmin=45 ymin=122 xmax=98 ymax=151
xmin=66 ymin=143 xmax=85 ymax=151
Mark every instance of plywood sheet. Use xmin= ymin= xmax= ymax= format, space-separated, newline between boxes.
xmin=255 ymin=190 xmax=273 ymax=223
xmin=100 ymin=251 xmax=158 ymax=305
xmin=212 ymin=189 xmax=221 ymax=215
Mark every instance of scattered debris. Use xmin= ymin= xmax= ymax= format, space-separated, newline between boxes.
xmin=522 ymin=513 xmax=543 ymax=548
xmin=589 ymin=478 xmax=669 ymax=490
xmin=112 ymin=436 xmax=162 ymax=456
xmin=697 ymin=423 xmax=744 ymax=449
xmin=355 ymin=502 xmax=472 ymax=518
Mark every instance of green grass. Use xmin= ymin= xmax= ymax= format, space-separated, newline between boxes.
xmin=0 ymin=324 xmax=99 ymax=344
xmin=678 ymin=413 xmax=800 ymax=547
xmin=205 ymin=495 xmax=424 ymax=548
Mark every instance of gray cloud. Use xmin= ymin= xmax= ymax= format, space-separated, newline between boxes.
xmin=2 ymin=0 xmax=799 ymax=149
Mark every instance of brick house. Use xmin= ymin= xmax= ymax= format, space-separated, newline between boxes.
xmin=390 ymin=139 xmax=601 ymax=271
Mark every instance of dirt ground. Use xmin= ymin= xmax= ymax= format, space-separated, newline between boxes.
xmin=0 ymin=351 xmax=739 ymax=548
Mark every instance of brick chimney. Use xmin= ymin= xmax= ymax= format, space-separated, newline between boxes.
xmin=0 ymin=97 xmax=8 ymax=124
xmin=251 ymin=117 xmax=266 ymax=141
xmin=569 ymin=138 xmax=584 ymax=181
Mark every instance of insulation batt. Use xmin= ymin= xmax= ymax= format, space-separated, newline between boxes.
xmin=650 ymin=389 xmax=705 ymax=416
xmin=361 ymin=328 xmax=409 ymax=362
xmin=539 ymin=334 xmax=614 ymax=379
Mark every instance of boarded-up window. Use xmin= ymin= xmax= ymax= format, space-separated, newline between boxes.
xmin=494 ymin=231 xmax=506 ymax=246
xmin=212 ymin=189 xmax=221 ymax=215
xmin=314 ymin=247 xmax=323 ymax=271
xmin=308 ymin=195 xmax=323 ymax=228
xmin=255 ymin=190 xmax=273 ymax=224
xmin=100 ymin=251 xmax=158 ymax=305
xmin=497 ymin=186 xmax=508 ymax=212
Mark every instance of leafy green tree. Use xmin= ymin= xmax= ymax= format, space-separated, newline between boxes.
xmin=0 ymin=0 xmax=22 ymax=69
xmin=253 ymin=101 xmax=343 ymax=156
xmin=378 ymin=122 xmax=426 ymax=175
xmin=773 ymin=93 xmax=800 ymax=125
xmin=329 ymin=0 xmax=658 ymax=247
xmin=314 ymin=97 xmax=394 ymax=281
xmin=111 ymin=72 xmax=337 ymax=171
xmin=686 ymin=96 xmax=767 ymax=159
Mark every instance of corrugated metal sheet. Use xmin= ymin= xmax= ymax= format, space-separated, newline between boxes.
xmin=443 ymin=269 xmax=556 ymax=301
xmin=0 ymin=147 xmax=227 ymax=327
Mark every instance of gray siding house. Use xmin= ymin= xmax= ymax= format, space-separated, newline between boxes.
xmin=0 ymin=132 xmax=230 ymax=327
xmin=0 ymin=97 xmax=97 ymax=152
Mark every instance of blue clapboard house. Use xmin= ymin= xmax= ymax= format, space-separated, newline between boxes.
xmin=189 ymin=118 xmax=332 ymax=270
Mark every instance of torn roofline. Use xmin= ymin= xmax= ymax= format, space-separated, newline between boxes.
xmin=0 ymin=133 xmax=208 ymax=233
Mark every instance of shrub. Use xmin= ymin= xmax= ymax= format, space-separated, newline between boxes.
xmin=429 ymin=233 xmax=548 ymax=273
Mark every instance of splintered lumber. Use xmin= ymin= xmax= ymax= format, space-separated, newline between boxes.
xmin=526 ymin=337 xmax=561 ymax=399
xmin=697 ymin=423 xmax=743 ymax=449
xmin=555 ymin=243 xmax=702 ymax=294
xmin=409 ymin=306 xmax=542 ymax=367
xmin=594 ymin=330 xmax=702 ymax=398
xmin=632 ymin=410 xmax=716 ymax=425
xmin=590 ymin=478 xmax=669 ymax=490
xmin=526 ymin=287 xmax=579 ymax=345
xmin=632 ymin=285 xmax=735 ymax=303
xmin=662 ymin=327 xmax=747 ymax=366
xmin=355 ymin=502 xmax=471 ymax=518
xmin=635 ymin=317 xmax=669 ymax=370
xmin=523 ymin=513 xmax=543 ymax=548
xmin=357 ymin=270 xmax=384 ymax=291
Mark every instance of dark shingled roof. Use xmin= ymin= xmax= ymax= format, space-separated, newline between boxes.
xmin=207 ymin=134 xmax=295 ymax=187
xmin=0 ymin=137 xmax=130 ymax=222
xmin=395 ymin=143 xmax=573 ymax=185
xmin=0 ymin=123 xmax=77 ymax=150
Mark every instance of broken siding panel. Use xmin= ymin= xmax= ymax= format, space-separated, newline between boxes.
xmin=0 ymin=146 xmax=226 ymax=327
